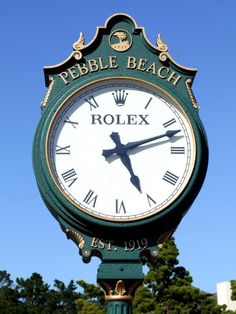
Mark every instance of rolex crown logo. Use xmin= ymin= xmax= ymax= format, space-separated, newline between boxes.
xmin=112 ymin=90 xmax=128 ymax=106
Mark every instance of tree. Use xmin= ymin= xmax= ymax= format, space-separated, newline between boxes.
xmin=16 ymin=272 xmax=50 ymax=313
xmin=1 ymin=238 xmax=235 ymax=313
xmin=0 ymin=270 xmax=20 ymax=313
xmin=133 ymin=237 xmax=225 ymax=313
xmin=75 ymin=280 xmax=105 ymax=314
xmin=51 ymin=279 xmax=79 ymax=313
xmin=231 ymin=280 xmax=236 ymax=301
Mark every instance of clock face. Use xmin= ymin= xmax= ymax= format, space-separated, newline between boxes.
xmin=46 ymin=78 xmax=196 ymax=222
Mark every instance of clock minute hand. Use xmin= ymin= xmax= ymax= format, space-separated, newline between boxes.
xmin=102 ymin=130 xmax=181 ymax=159
xmin=124 ymin=129 xmax=181 ymax=151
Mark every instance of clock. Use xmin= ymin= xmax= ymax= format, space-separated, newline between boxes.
xmin=45 ymin=77 xmax=196 ymax=223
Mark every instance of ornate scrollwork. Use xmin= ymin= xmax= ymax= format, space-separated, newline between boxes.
xmin=157 ymin=34 xmax=168 ymax=52
xmin=115 ymin=280 xmax=126 ymax=296
xmin=73 ymin=32 xmax=85 ymax=51
xmin=66 ymin=229 xmax=85 ymax=249
xmin=99 ymin=279 xmax=142 ymax=301
xmin=72 ymin=32 xmax=85 ymax=60
xmin=157 ymin=34 xmax=169 ymax=63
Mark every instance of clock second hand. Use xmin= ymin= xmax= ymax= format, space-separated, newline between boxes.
xmin=103 ymin=132 xmax=142 ymax=192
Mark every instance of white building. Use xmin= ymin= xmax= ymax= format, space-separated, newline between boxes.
xmin=217 ymin=281 xmax=236 ymax=311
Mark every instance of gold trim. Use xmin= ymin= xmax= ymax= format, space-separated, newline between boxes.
xmin=73 ymin=32 xmax=85 ymax=51
xmin=115 ymin=280 xmax=126 ymax=296
xmin=100 ymin=279 xmax=141 ymax=301
xmin=40 ymin=77 xmax=54 ymax=108
xmin=185 ymin=78 xmax=200 ymax=109
xmin=156 ymin=34 xmax=169 ymax=63
xmin=82 ymin=249 xmax=91 ymax=257
xmin=157 ymin=34 xmax=168 ymax=52
xmin=157 ymin=230 xmax=173 ymax=248
xmin=45 ymin=76 xmax=197 ymax=222
xmin=66 ymin=229 xmax=85 ymax=249
xmin=151 ymin=250 xmax=159 ymax=256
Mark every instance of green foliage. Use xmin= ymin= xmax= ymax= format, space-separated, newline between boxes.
xmin=16 ymin=272 xmax=50 ymax=312
xmin=231 ymin=280 xmax=236 ymax=301
xmin=0 ymin=271 xmax=79 ymax=313
xmin=0 ymin=270 xmax=104 ymax=314
xmin=77 ymin=279 xmax=105 ymax=305
xmin=51 ymin=279 xmax=79 ymax=313
xmin=75 ymin=280 xmax=105 ymax=314
xmin=75 ymin=298 xmax=105 ymax=314
xmin=0 ymin=270 xmax=20 ymax=313
xmin=133 ymin=237 xmax=225 ymax=314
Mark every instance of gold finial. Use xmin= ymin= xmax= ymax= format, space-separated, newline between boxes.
xmin=73 ymin=32 xmax=85 ymax=51
xmin=157 ymin=34 xmax=168 ymax=52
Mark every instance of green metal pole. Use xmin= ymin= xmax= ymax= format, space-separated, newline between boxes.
xmin=106 ymin=300 xmax=132 ymax=314
xmin=97 ymin=262 xmax=143 ymax=314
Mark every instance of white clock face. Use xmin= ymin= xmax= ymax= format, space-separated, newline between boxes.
xmin=47 ymin=79 xmax=196 ymax=222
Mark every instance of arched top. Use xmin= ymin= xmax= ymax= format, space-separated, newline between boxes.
xmin=44 ymin=13 xmax=197 ymax=86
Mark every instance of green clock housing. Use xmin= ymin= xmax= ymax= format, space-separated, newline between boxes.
xmin=33 ymin=14 xmax=208 ymax=263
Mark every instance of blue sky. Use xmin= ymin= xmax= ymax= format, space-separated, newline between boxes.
xmin=1 ymin=1 xmax=235 ymax=293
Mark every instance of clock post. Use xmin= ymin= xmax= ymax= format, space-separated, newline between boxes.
xmin=33 ymin=14 xmax=208 ymax=313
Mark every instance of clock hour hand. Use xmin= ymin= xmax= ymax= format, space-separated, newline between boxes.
xmin=102 ymin=132 xmax=127 ymax=159
xmin=102 ymin=132 xmax=141 ymax=192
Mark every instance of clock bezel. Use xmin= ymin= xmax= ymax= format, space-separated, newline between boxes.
xmin=44 ymin=76 xmax=197 ymax=226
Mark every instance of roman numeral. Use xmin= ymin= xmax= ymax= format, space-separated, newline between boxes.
xmin=83 ymin=190 xmax=98 ymax=207
xmin=163 ymin=118 xmax=176 ymax=128
xmin=64 ymin=116 xmax=78 ymax=128
xmin=115 ymin=199 xmax=126 ymax=213
xmin=61 ymin=168 xmax=78 ymax=187
xmin=144 ymin=97 xmax=153 ymax=109
xmin=85 ymin=95 xmax=99 ymax=110
xmin=56 ymin=145 xmax=70 ymax=155
xmin=163 ymin=171 xmax=179 ymax=185
xmin=146 ymin=194 xmax=156 ymax=207
xmin=171 ymin=146 xmax=185 ymax=154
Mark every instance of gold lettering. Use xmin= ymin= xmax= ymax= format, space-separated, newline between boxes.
xmin=137 ymin=58 xmax=147 ymax=71
xmin=76 ymin=63 xmax=89 ymax=76
xmin=90 ymin=237 xmax=99 ymax=248
xmin=68 ymin=66 xmax=79 ymax=80
xmin=98 ymin=239 xmax=105 ymax=249
xmin=146 ymin=62 xmax=156 ymax=75
xmin=98 ymin=57 xmax=109 ymax=70
xmin=157 ymin=66 xmax=169 ymax=79
xmin=109 ymin=56 xmax=118 ymax=69
xmin=106 ymin=240 xmax=114 ymax=251
xmin=88 ymin=59 xmax=99 ymax=72
xmin=58 ymin=71 xmax=69 ymax=85
xmin=167 ymin=71 xmax=182 ymax=86
xmin=127 ymin=56 xmax=137 ymax=69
